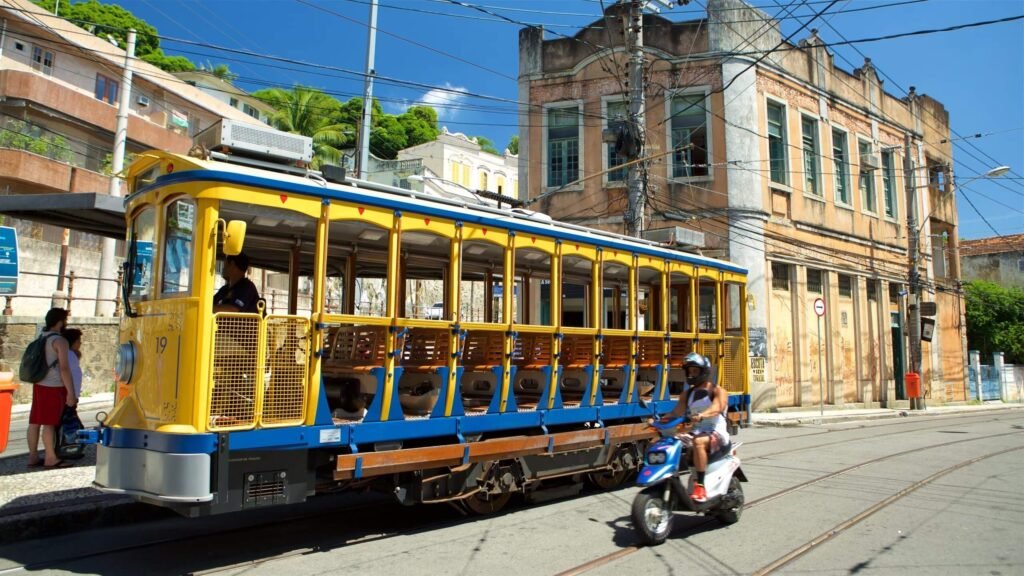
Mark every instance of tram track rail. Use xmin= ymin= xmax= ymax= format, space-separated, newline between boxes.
xmin=555 ymin=425 xmax=1024 ymax=576
xmin=1 ymin=412 xmax=1021 ymax=575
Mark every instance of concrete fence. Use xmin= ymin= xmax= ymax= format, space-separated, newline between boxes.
xmin=0 ymin=316 xmax=120 ymax=404
xmin=968 ymin=350 xmax=1023 ymax=403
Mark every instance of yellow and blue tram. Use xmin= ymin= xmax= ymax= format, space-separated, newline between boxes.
xmin=86 ymin=140 xmax=749 ymax=515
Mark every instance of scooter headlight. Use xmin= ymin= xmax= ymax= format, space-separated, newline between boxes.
xmin=647 ymin=451 xmax=667 ymax=465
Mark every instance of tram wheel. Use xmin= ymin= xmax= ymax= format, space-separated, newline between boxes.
xmin=588 ymin=467 xmax=630 ymax=490
xmin=462 ymin=490 xmax=512 ymax=515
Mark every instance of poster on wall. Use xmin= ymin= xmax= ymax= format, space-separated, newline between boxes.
xmin=748 ymin=327 xmax=767 ymax=357
xmin=921 ymin=317 xmax=935 ymax=342
xmin=0 ymin=226 xmax=19 ymax=295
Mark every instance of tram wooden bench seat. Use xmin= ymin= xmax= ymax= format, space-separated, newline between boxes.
xmin=636 ymin=337 xmax=665 ymax=369
xmin=512 ymin=333 xmax=553 ymax=370
xmin=400 ymin=328 xmax=451 ymax=372
xmin=322 ymin=325 xmax=388 ymax=375
xmin=460 ymin=331 xmax=505 ymax=371
xmin=666 ymin=338 xmax=695 ymax=368
xmin=601 ymin=336 xmax=632 ymax=368
xmin=559 ymin=334 xmax=595 ymax=369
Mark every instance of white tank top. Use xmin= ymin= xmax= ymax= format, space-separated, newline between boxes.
xmin=687 ymin=385 xmax=730 ymax=443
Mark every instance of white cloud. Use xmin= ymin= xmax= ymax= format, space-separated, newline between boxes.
xmin=383 ymin=98 xmax=411 ymax=115
xmin=418 ymin=82 xmax=469 ymax=120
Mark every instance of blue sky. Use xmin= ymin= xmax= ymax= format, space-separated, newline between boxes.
xmin=114 ymin=0 xmax=1023 ymax=239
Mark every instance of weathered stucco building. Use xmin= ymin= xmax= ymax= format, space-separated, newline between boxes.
xmin=518 ymin=0 xmax=965 ymax=410
xmin=960 ymin=234 xmax=1024 ymax=289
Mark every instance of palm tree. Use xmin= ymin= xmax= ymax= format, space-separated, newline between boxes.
xmin=254 ymin=86 xmax=351 ymax=169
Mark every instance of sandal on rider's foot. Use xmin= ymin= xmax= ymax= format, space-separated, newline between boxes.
xmin=43 ymin=460 xmax=72 ymax=469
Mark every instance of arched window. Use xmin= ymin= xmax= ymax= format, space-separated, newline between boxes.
xmin=479 ymin=171 xmax=488 ymax=191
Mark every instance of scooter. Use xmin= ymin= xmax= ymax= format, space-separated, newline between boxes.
xmin=631 ymin=416 xmax=747 ymax=545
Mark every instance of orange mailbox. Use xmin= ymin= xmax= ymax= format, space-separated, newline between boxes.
xmin=904 ymin=372 xmax=921 ymax=399
xmin=0 ymin=372 xmax=17 ymax=454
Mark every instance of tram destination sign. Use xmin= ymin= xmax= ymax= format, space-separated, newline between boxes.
xmin=0 ymin=226 xmax=18 ymax=295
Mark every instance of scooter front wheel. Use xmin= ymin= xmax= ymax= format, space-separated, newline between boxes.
xmin=631 ymin=486 xmax=674 ymax=545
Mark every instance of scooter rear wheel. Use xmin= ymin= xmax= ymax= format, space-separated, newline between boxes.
xmin=715 ymin=476 xmax=744 ymax=525
xmin=631 ymin=487 xmax=674 ymax=545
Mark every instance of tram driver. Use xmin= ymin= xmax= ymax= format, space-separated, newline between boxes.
xmin=213 ymin=253 xmax=261 ymax=314
xmin=660 ymin=352 xmax=730 ymax=503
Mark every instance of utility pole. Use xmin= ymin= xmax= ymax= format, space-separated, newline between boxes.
xmin=903 ymin=132 xmax=922 ymax=410
xmin=625 ymin=0 xmax=645 ymax=238
xmin=356 ymin=0 xmax=378 ymax=179
xmin=96 ymin=29 xmax=135 ymax=316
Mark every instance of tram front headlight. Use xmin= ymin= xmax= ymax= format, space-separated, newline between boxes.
xmin=115 ymin=342 xmax=137 ymax=384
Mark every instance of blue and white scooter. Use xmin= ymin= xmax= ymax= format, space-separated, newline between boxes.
xmin=631 ymin=416 xmax=747 ymax=545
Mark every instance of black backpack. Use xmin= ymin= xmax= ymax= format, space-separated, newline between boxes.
xmin=19 ymin=333 xmax=58 ymax=383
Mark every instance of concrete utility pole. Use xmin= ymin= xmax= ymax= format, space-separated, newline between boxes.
xmin=96 ymin=29 xmax=135 ymax=316
xmin=903 ymin=132 xmax=923 ymax=409
xmin=356 ymin=0 xmax=378 ymax=179
xmin=625 ymin=0 xmax=646 ymax=238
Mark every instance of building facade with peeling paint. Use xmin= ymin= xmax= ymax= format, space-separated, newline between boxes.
xmin=517 ymin=0 xmax=965 ymax=410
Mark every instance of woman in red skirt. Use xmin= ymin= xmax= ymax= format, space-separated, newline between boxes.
xmin=27 ymin=308 xmax=75 ymax=468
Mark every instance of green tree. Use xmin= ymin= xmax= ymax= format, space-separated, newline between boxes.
xmin=33 ymin=0 xmax=160 ymax=57
xmin=965 ymin=280 xmax=1024 ymax=364
xmin=474 ymin=135 xmax=499 ymax=155
xmin=140 ymin=51 xmax=196 ymax=73
xmin=253 ymin=86 xmax=348 ymax=169
xmin=398 ymin=105 xmax=439 ymax=149
xmin=506 ymin=135 xmax=519 ymax=155
xmin=201 ymin=62 xmax=238 ymax=82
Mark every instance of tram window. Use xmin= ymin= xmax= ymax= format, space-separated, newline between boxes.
xmin=128 ymin=207 xmax=156 ymax=301
xmin=668 ymin=273 xmax=692 ymax=333
xmin=637 ymin=267 xmax=663 ymax=332
xmin=161 ymin=200 xmax=195 ymax=296
xmin=460 ymin=239 xmax=505 ymax=324
xmin=514 ymin=247 xmax=553 ymax=326
xmin=561 ymin=255 xmax=593 ymax=328
xmin=602 ymin=261 xmax=630 ymax=330
xmin=400 ymin=231 xmax=450 ymax=319
xmin=699 ymin=279 xmax=719 ymax=333
xmin=328 ymin=220 xmax=390 ymax=317
xmin=725 ymin=283 xmax=743 ymax=332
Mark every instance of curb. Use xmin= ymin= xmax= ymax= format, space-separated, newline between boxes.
xmin=751 ymin=405 xmax=1024 ymax=427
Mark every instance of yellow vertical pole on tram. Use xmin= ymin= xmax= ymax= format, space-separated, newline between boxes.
xmin=445 ymin=225 xmax=462 ymax=416
xmin=382 ymin=215 xmax=403 ymax=421
xmin=547 ymin=242 xmax=562 ymax=410
xmin=305 ymin=202 xmax=330 ymax=425
xmin=659 ymin=260 xmax=670 ymax=402
xmin=500 ymin=233 xmax=515 ymax=412
xmin=589 ymin=250 xmax=603 ymax=406
xmin=626 ymin=255 xmax=638 ymax=403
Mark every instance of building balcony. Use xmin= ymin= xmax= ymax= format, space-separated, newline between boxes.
xmin=0 ymin=148 xmax=109 ymax=195
xmin=0 ymin=70 xmax=193 ymax=153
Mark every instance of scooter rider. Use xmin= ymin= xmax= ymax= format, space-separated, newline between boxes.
xmin=661 ymin=352 xmax=730 ymax=503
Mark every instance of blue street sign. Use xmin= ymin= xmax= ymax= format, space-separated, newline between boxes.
xmin=0 ymin=226 xmax=19 ymax=295
xmin=492 ymin=285 xmax=518 ymax=297
xmin=133 ymin=240 xmax=154 ymax=291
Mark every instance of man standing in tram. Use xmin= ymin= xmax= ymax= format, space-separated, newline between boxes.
xmin=661 ymin=353 xmax=730 ymax=503
xmin=213 ymin=253 xmax=261 ymax=314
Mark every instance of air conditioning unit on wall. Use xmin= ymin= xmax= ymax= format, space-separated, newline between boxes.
xmin=861 ymin=153 xmax=881 ymax=171
xmin=137 ymin=95 xmax=150 ymax=107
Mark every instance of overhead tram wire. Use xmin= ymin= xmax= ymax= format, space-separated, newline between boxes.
xmin=806 ymin=7 xmax=1024 ymax=194
xmin=293 ymin=0 xmax=518 ymax=82
xmin=6 ymin=4 xmax=1018 ymax=132
xmin=957 ymin=189 xmax=1002 ymax=236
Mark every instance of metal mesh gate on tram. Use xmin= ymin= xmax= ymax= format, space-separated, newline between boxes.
xmin=262 ymin=316 xmax=310 ymax=427
xmin=209 ymin=314 xmax=262 ymax=431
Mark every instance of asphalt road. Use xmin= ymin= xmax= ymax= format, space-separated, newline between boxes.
xmin=0 ymin=410 xmax=1022 ymax=576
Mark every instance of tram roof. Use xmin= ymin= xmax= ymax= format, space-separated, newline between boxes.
xmin=135 ymin=152 xmax=747 ymax=275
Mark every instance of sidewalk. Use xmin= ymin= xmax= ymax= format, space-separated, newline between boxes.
xmin=751 ymin=401 xmax=1024 ymax=426
xmin=9 ymin=392 xmax=115 ymax=420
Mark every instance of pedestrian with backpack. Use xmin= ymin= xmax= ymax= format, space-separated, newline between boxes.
xmin=23 ymin=308 xmax=75 ymax=469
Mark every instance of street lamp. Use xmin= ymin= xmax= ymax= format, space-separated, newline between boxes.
xmin=956 ymin=165 xmax=1011 ymax=188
